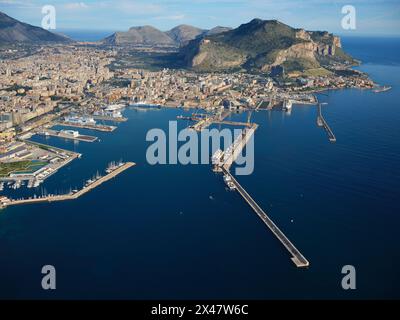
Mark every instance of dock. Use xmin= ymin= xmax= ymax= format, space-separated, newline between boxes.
xmin=92 ymin=115 xmax=127 ymax=122
xmin=222 ymin=168 xmax=309 ymax=268
xmin=39 ymin=129 xmax=98 ymax=142
xmin=56 ymin=121 xmax=116 ymax=132
xmin=0 ymin=162 xmax=135 ymax=209
xmin=317 ymin=104 xmax=336 ymax=143
xmin=222 ymin=124 xmax=258 ymax=171
xmin=178 ymin=110 xmax=232 ymax=132
xmin=212 ymin=120 xmax=252 ymax=127
xmin=191 ymin=117 xmax=213 ymax=131
xmin=211 ymin=120 xmax=309 ymax=268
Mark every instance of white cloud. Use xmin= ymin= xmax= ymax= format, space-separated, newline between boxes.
xmin=64 ymin=2 xmax=89 ymax=10
xmin=155 ymin=14 xmax=185 ymax=21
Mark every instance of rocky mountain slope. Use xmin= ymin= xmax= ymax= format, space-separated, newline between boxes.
xmin=205 ymin=26 xmax=232 ymax=36
xmin=103 ymin=24 xmax=231 ymax=47
xmin=103 ymin=25 xmax=176 ymax=46
xmin=0 ymin=11 xmax=70 ymax=43
xmin=166 ymin=25 xmax=205 ymax=46
xmin=181 ymin=19 xmax=355 ymax=73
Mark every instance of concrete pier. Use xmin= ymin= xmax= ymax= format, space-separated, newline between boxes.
xmin=212 ymin=120 xmax=252 ymax=127
xmin=92 ymin=115 xmax=127 ymax=122
xmin=56 ymin=121 xmax=116 ymax=132
xmin=184 ymin=110 xmax=231 ymax=132
xmin=222 ymin=124 xmax=258 ymax=171
xmin=211 ymin=120 xmax=309 ymax=268
xmin=40 ymin=129 xmax=98 ymax=142
xmin=317 ymin=104 xmax=336 ymax=143
xmin=222 ymin=168 xmax=309 ymax=268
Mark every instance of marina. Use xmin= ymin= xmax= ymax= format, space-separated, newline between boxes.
xmin=0 ymin=139 xmax=82 ymax=189
xmin=0 ymin=162 xmax=135 ymax=209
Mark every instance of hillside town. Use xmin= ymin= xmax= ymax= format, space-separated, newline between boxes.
xmin=0 ymin=43 xmax=376 ymax=185
xmin=1 ymin=44 xmax=375 ymax=134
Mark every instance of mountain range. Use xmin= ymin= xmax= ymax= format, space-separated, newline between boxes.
xmin=0 ymin=11 xmax=355 ymax=74
xmin=0 ymin=11 xmax=69 ymax=43
xmin=102 ymin=24 xmax=232 ymax=47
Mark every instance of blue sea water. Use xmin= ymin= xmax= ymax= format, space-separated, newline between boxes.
xmin=0 ymin=37 xmax=399 ymax=299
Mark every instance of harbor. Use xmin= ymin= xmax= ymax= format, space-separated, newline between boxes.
xmin=0 ymin=106 xmax=128 ymax=200
xmin=0 ymin=161 xmax=135 ymax=209
xmin=0 ymin=138 xmax=82 ymax=189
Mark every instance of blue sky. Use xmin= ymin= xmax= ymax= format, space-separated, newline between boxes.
xmin=0 ymin=0 xmax=399 ymax=35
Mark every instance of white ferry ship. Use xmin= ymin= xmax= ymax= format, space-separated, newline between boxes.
xmin=131 ymin=100 xmax=148 ymax=106
xmin=104 ymin=104 xmax=125 ymax=112
xmin=283 ymin=100 xmax=293 ymax=111
xmin=64 ymin=116 xmax=96 ymax=126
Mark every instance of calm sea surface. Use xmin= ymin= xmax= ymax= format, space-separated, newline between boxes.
xmin=0 ymin=37 xmax=399 ymax=299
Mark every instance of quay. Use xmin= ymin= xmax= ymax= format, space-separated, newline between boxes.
xmin=21 ymin=139 xmax=82 ymax=158
xmin=221 ymin=123 xmax=258 ymax=171
xmin=0 ymin=162 xmax=135 ymax=209
xmin=290 ymin=100 xmax=317 ymax=106
xmin=317 ymin=104 xmax=336 ymax=143
xmin=213 ymin=120 xmax=252 ymax=127
xmin=56 ymin=121 xmax=116 ymax=132
xmin=178 ymin=110 xmax=232 ymax=132
xmin=39 ymin=129 xmax=98 ymax=142
xmin=211 ymin=120 xmax=309 ymax=268
xmin=92 ymin=115 xmax=127 ymax=122
xmin=191 ymin=117 xmax=213 ymax=131
xmin=222 ymin=168 xmax=310 ymax=268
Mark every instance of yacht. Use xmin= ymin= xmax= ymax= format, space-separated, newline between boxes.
xmin=33 ymin=180 xmax=41 ymax=188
